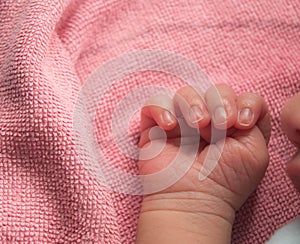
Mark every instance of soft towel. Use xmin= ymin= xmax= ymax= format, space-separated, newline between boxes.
xmin=0 ymin=0 xmax=299 ymax=243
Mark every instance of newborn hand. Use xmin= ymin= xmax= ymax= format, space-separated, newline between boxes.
xmin=281 ymin=92 xmax=300 ymax=191
xmin=136 ymin=84 xmax=271 ymax=244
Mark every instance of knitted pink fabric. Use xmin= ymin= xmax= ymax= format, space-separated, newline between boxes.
xmin=1 ymin=0 xmax=299 ymax=243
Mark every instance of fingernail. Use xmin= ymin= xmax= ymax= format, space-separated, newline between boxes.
xmin=161 ymin=110 xmax=176 ymax=126
xmin=189 ymin=106 xmax=204 ymax=123
xmin=238 ymin=108 xmax=254 ymax=126
xmin=213 ymin=107 xmax=227 ymax=125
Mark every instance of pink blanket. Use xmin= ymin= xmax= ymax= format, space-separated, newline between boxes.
xmin=1 ymin=0 xmax=299 ymax=243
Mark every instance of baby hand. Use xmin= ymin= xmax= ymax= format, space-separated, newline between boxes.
xmin=281 ymin=92 xmax=300 ymax=191
xmin=136 ymin=84 xmax=271 ymax=244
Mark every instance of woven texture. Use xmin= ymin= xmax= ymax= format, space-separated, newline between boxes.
xmin=1 ymin=0 xmax=300 ymax=243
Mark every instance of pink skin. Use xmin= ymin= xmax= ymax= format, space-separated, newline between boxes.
xmin=136 ymin=84 xmax=271 ymax=244
xmin=281 ymin=92 xmax=300 ymax=191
